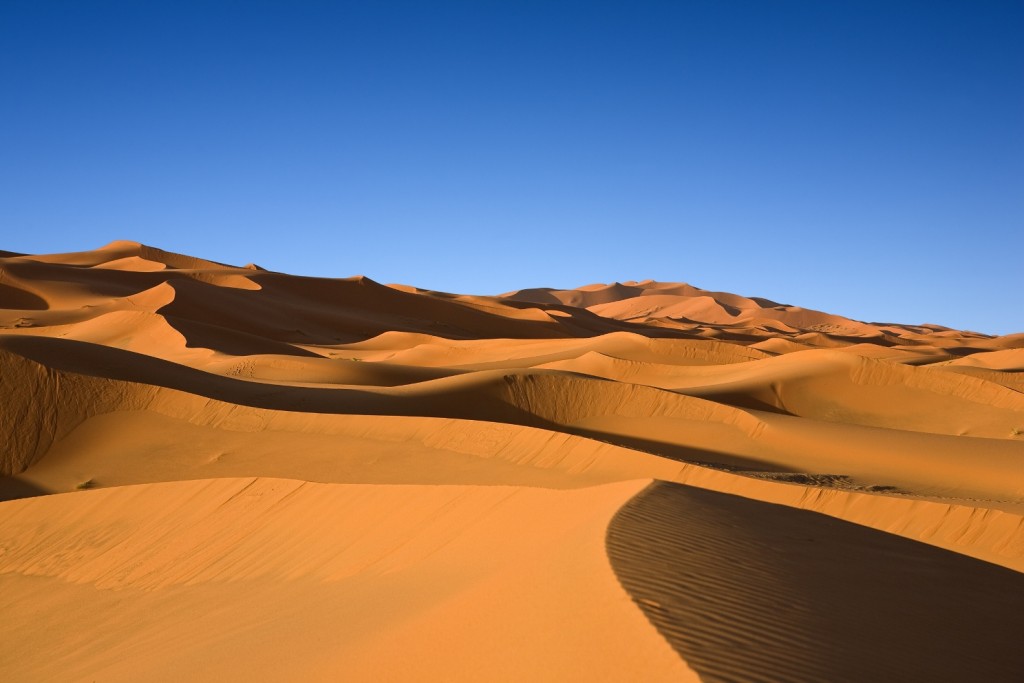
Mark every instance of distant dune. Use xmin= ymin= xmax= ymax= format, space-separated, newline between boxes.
xmin=2 ymin=242 xmax=1023 ymax=681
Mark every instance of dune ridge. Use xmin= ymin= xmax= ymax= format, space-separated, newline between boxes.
xmin=2 ymin=242 xmax=1022 ymax=681
xmin=607 ymin=483 xmax=1024 ymax=682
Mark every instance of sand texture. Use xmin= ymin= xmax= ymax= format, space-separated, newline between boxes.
xmin=2 ymin=242 xmax=1022 ymax=681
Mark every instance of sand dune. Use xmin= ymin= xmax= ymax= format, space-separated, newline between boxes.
xmin=608 ymin=483 xmax=1024 ymax=682
xmin=540 ymin=348 xmax=1024 ymax=439
xmin=505 ymin=279 xmax=999 ymax=354
xmin=2 ymin=243 xmax=1022 ymax=681
xmin=0 ymin=478 xmax=696 ymax=682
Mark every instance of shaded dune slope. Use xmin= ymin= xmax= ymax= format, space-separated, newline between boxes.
xmin=607 ymin=482 xmax=1024 ymax=683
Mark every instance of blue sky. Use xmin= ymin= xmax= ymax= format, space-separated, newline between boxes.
xmin=2 ymin=1 xmax=1021 ymax=333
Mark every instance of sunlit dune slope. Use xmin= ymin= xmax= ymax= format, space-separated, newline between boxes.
xmin=2 ymin=242 xmax=1022 ymax=681
xmin=0 ymin=478 xmax=696 ymax=682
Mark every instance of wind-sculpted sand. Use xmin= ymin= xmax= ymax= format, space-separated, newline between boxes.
xmin=2 ymin=241 xmax=1022 ymax=681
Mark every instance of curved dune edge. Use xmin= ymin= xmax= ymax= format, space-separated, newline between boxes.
xmin=5 ymin=339 xmax=1024 ymax=508
xmin=540 ymin=347 xmax=1024 ymax=439
xmin=606 ymin=482 xmax=1024 ymax=682
xmin=17 ymin=403 xmax=1024 ymax=573
xmin=664 ymin=462 xmax=1024 ymax=573
xmin=4 ymin=343 xmax=1024 ymax=573
xmin=0 ymin=477 xmax=697 ymax=683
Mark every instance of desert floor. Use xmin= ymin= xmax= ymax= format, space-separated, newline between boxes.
xmin=2 ymin=241 xmax=1023 ymax=681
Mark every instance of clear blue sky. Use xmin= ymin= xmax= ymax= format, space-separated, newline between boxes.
xmin=2 ymin=1 xmax=1021 ymax=333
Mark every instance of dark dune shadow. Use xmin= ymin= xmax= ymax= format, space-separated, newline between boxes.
xmin=607 ymin=482 xmax=1024 ymax=683
xmin=157 ymin=274 xmax=602 ymax=346
xmin=0 ymin=477 xmax=50 ymax=502
xmin=164 ymin=315 xmax=324 ymax=357
xmin=942 ymin=346 xmax=990 ymax=358
xmin=1 ymin=257 xmax=165 ymax=297
xmin=154 ymin=272 xmax=713 ymax=351
xmin=749 ymin=296 xmax=787 ymax=308
xmin=500 ymin=288 xmax=564 ymax=305
xmin=562 ymin=427 xmax=789 ymax=473
xmin=0 ymin=283 xmax=48 ymax=310
xmin=672 ymin=387 xmax=794 ymax=415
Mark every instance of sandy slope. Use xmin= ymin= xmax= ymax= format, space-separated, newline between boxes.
xmin=0 ymin=478 xmax=697 ymax=682
xmin=608 ymin=483 xmax=1024 ymax=682
xmin=2 ymin=242 xmax=1022 ymax=681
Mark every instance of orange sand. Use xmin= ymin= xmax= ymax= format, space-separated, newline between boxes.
xmin=2 ymin=242 xmax=1022 ymax=681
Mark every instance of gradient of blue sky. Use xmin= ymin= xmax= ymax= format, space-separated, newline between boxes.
xmin=2 ymin=1 xmax=1021 ymax=333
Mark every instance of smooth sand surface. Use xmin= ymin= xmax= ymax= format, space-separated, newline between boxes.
xmin=0 ymin=478 xmax=697 ymax=682
xmin=2 ymin=242 xmax=1022 ymax=681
